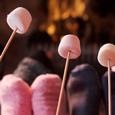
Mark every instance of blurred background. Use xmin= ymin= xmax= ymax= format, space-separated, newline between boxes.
xmin=0 ymin=0 xmax=115 ymax=78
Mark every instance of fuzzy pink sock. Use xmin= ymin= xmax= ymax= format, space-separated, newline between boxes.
xmin=0 ymin=74 xmax=32 ymax=115
xmin=31 ymin=74 xmax=67 ymax=115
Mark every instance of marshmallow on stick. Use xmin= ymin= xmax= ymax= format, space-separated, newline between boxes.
xmin=98 ymin=43 xmax=115 ymax=115
xmin=98 ymin=43 xmax=115 ymax=67
xmin=56 ymin=34 xmax=81 ymax=115
xmin=0 ymin=7 xmax=32 ymax=62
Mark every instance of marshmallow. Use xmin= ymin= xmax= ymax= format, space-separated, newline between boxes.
xmin=7 ymin=7 xmax=32 ymax=34
xmin=111 ymin=66 xmax=115 ymax=72
xmin=97 ymin=43 xmax=115 ymax=67
xmin=58 ymin=34 xmax=81 ymax=59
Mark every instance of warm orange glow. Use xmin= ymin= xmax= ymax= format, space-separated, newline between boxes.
xmin=48 ymin=0 xmax=86 ymax=21
xmin=47 ymin=23 xmax=56 ymax=35
xmin=48 ymin=0 xmax=60 ymax=21
xmin=70 ymin=0 xmax=85 ymax=17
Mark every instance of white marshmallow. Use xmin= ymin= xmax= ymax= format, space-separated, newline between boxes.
xmin=97 ymin=43 xmax=115 ymax=67
xmin=58 ymin=34 xmax=81 ymax=59
xmin=111 ymin=66 xmax=115 ymax=72
xmin=7 ymin=7 xmax=32 ymax=34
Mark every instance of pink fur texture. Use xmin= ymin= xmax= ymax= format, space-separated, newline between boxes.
xmin=31 ymin=74 xmax=67 ymax=115
xmin=0 ymin=74 xmax=32 ymax=115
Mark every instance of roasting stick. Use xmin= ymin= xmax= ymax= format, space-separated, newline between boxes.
xmin=108 ymin=60 xmax=112 ymax=115
xmin=56 ymin=34 xmax=81 ymax=115
xmin=0 ymin=28 xmax=18 ymax=62
xmin=97 ymin=43 xmax=115 ymax=115
xmin=56 ymin=51 xmax=70 ymax=115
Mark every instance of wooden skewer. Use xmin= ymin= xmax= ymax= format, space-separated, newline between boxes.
xmin=108 ymin=59 xmax=112 ymax=115
xmin=56 ymin=51 xmax=70 ymax=115
xmin=0 ymin=28 xmax=18 ymax=62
